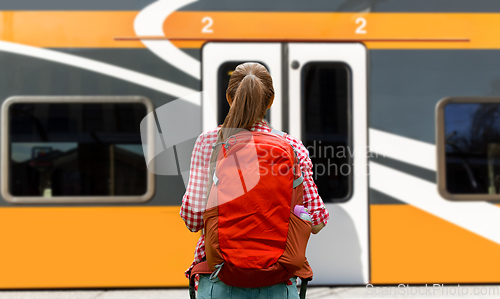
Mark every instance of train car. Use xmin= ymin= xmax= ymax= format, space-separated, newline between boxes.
xmin=0 ymin=0 xmax=499 ymax=289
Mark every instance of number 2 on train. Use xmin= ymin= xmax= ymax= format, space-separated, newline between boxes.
xmin=355 ymin=18 xmax=367 ymax=34
xmin=202 ymin=17 xmax=214 ymax=33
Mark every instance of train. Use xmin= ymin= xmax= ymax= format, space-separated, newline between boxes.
xmin=0 ymin=0 xmax=499 ymax=289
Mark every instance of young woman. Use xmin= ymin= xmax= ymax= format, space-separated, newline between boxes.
xmin=180 ymin=62 xmax=329 ymax=298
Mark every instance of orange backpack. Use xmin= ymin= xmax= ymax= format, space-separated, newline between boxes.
xmin=189 ymin=129 xmax=313 ymax=291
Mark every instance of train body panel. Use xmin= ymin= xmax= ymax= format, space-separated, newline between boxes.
xmin=0 ymin=206 xmax=198 ymax=288
xmin=0 ymin=0 xmax=499 ymax=288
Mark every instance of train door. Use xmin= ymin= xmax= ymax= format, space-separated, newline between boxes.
xmin=202 ymin=42 xmax=368 ymax=285
xmin=202 ymin=43 xmax=283 ymax=131
xmin=288 ymin=43 xmax=368 ymax=285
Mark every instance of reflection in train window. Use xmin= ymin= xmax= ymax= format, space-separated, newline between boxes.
xmin=302 ymin=62 xmax=351 ymax=202
xmin=217 ymin=61 xmax=270 ymax=125
xmin=443 ymin=102 xmax=500 ymax=195
xmin=8 ymin=101 xmax=149 ymax=199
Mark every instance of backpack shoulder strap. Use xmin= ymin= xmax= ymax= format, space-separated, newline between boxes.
xmin=270 ymin=128 xmax=303 ymax=187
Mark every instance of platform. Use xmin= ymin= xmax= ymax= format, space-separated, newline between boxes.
xmin=0 ymin=285 xmax=499 ymax=299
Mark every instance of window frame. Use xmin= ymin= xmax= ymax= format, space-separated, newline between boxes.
xmin=1 ymin=96 xmax=155 ymax=204
xmin=436 ymin=96 xmax=500 ymax=201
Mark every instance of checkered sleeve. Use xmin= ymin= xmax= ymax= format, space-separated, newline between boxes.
xmin=180 ymin=132 xmax=209 ymax=233
xmin=286 ymin=135 xmax=330 ymax=226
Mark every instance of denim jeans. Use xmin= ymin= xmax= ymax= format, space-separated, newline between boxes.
xmin=198 ymin=275 xmax=300 ymax=299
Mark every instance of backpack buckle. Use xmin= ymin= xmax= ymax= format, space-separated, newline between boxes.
xmin=213 ymin=135 xmax=238 ymax=150
xmin=213 ymin=172 xmax=219 ymax=186
xmin=209 ymin=262 xmax=224 ymax=281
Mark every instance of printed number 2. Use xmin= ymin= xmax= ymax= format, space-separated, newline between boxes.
xmin=202 ymin=17 xmax=213 ymax=33
xmin=355 ymin=18 xmax=367 ymax=34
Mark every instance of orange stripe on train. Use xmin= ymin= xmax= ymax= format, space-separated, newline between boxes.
xmin=371 ymin=204 xmax=500 ymax=284
xmin=163 ymin=12 xmax=498 ymax=49
xmin=0 ymin=206 xmax=199 ymax=288
xmin=3 ymin=11 xmax=500 ymax=49
xmin=0 ymin=11 xmax=144 ymax=48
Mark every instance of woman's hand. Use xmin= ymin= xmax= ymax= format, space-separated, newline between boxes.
xmin=311 ymin=222 xmax=325 ymax=234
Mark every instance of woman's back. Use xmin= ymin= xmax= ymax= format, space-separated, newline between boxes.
xmin=180 ymin=63 xmax=329 ymax=299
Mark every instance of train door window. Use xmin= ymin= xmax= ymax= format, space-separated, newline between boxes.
xmin=302 ymin=62 xmax=351 ymax=201
xmin=217 ymin=61 xmax=270 ymax=125
xmin=1 ymin=96 xmax=155 ymax=204
xmin=437 ymin=97 xmax=500 ymax=201
xmin=202 ymin=43 xmax=282 ymax=132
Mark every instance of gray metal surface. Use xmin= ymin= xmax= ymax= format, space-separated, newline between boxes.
xmin=370 ymin=188 xmax=405 ymax=205
xmin=0 ymin=51 xmax=190 ymax=103
xmin=0 ymin=0 xmax=155 ymax=10
xmin=179 ymin=0 xmax=500 ymax=12
xmin=370 ymin=50 xmax=500 ymax=144
xmin=370 ymin=155 xmax=436 ymax=184
xmin=53 ymin=49 xmax=199 ymax=88
xmin=4 ymin=0 xmax=500 ymax=12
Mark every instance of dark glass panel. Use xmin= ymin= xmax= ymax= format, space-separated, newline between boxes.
xmin=302 ymin=62 xmax=351 ymax=202
xmin=9 ymin=103 xmax=147 ymax=197
xmin=444 ymin=103 xmax=500 ymax=194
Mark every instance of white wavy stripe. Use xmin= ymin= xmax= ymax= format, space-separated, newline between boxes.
xmin=0 ymin=41 xmax=198 ymax=103
xmin=134 ymin=0 xmax=201 ymax=80
xmin=370 ymin=162 xmax=500 ymax=245
xmin=369 ymin=128 xmax=436 ymax=171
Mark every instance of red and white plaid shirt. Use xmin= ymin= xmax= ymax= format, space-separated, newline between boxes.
xmin=180 ymin=119 xmax=330 ymax=280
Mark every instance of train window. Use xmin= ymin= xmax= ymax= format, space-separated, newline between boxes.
xmin=437 ymin=97 xmax=500 ymax=201
xmin=302 ymin=62 xmax=352 ymax=202
xmin=1 ymin=96 xmax=155 ymax=204
xmin=217 ymin=61 xmax=270 ymax=125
